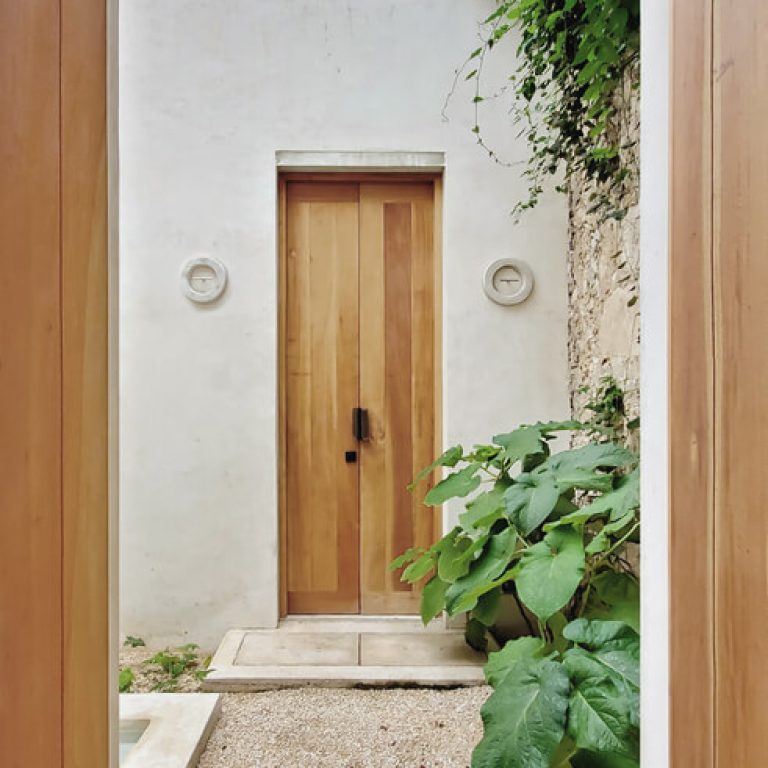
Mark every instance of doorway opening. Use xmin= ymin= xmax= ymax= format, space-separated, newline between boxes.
xmin=277 ymin=173 xmax=443 ymax=616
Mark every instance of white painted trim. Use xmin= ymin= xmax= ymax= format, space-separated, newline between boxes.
xmin=639 ymin=1 xmax=670 ymax=766
xmin=275 ymin=150 xmax=445 ymax=172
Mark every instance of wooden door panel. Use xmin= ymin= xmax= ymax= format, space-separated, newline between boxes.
xmin=285 ymin=182 xmax=360 ymax=613
xmin=359 ymin=183 xmax=439 ymax=614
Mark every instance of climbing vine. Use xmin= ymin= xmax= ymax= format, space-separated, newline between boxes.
xmin=457 ymin=0 xmax=640 ymax=219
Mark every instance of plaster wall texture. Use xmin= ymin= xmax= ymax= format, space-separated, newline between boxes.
xmin=119 ymin=0 xmax=569 ymax=649
xmin=568 ymin=66 xmax=640 ymax=429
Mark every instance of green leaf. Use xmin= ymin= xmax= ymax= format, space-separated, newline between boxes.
xmin=547 ymin=470 xmax=639 ymax=531
xmin=465 ymin=617 xmax=489 ymax=652
xmin=445 ymin=526 xmax=518 ymax=615
xmin=460 ymin=482 xmax=509 ymax=532
xmin=516 ymin=527 xmax=585 ymax=621
xmin=388 ymin=546 xmax=423 ymax=572
xmin=585 ymin=530 xmax=610 ymax=555
xmin=472 ymin=659 xmax=570 ymax=768
xmin=535 ymin=420 xmax=591 ymax=435
xmin=566 ymin=673 xmax=638 ymax=761
xmin=551 ymin=736 xmax=578 ymax=767
xmin=492 ymin=425 xmax=547 ymax=465
xmin=547 ymin=611 xmax=570 ymax=655
xmin=484 ymin=636 xmax=545 ymax=688
xmin=408 ymin=445 xmax=463 ymax=491
xmin=563 ymin=620 xmax=640 ymax=720
xmin=564 ymin=644 xmax=639 ymax=716
xmin=420 ymin=575 xmax=449 ymax=624
xmin=563 ymin=618 xmax=638 ymax=648
xmin=119 ymin=667 xmax=134 ymax=693
xmin=401 ymin=552 xmax=435 ymax=583
xmin=424 ymin=463 xmax=482 ymax=506
xmin=472 ymin=587 xmax=502 ymax=627
xmin=437 ymin=532 xmax=489 ymax=583
xmin=586 ymin=572 xmax=640 ymax=632
xmin=542 ymin=443 xmax=636 ymax=478
xmin=504 ymin=474 xmax=561 ymax=535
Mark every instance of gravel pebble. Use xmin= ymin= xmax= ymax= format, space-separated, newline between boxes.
xmin=197 ymin=687 xmax=491 ymax=768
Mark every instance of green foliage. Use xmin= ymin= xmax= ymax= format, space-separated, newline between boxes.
xmin=458 ymin=0 xmax=640 ymax=218
xmin=123 ymin=635 xmax=146 ymax=648
xmin=119 ymin=667 xmax=134 ymax=693
xmin=478 ymin=618 xmax=639 ymax=768
xmin=393 ymin=421 xmax=640 ymax=767
xmin=146 ymin=644 xmax=211 ymax=692
xmin=474 ymin=659 xmax=570 ymax=768
xmin=515 ymin=528 xmax=585 ymax=622
xmin=581 ymin=377 xmax=639 ymax=440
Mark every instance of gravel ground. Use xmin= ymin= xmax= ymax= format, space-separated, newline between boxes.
xmin=197 ymin=687 xmax=491 ymax=768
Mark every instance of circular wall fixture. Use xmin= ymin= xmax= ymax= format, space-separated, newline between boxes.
xmin=483 ymin=258 xmax=535 ymax=306
xmin=181 ymin=256 xmax=228 ymax=304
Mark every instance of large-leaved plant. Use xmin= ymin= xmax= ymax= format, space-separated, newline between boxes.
xmin=392 ymin=422 xmax=640 ymax=768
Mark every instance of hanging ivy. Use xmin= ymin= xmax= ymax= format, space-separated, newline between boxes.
xmin=459 ymin=0 xmax=640 ymax=219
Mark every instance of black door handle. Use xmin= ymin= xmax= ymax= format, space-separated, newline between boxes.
xmin=352 ymin=407 xmax=370 ymax=442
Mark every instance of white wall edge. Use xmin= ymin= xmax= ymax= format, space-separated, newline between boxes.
xmin=639 ymin=1 xmax=670 ymax=766
xmin=275 ymin=149 xmax=445 ymax=172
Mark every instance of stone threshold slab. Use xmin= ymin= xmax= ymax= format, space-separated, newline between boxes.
xmin=203 ymin=663 xmax=485 ymax=691
xmin=274 ymin=615 xmax=452 ymax=633
xmin=120 ymin=693 xmax=221 ymax=768
xmin=204 ymin=622 xmax=488 ymax=691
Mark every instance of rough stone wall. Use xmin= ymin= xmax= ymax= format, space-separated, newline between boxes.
xmin=567 ymin=66 xmax=640 ymax=433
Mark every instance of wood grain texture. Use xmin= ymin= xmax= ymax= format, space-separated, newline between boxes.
xmin=713 ymin=1 xmax=768 ymax=763
xmin=285 ymin=182 xmax=361 ymax=614
xmin=0 ymin=0 xmax=108 ymax=765
xmin=0 ymin=3 xmax=63 ymax=765
xmin=61 ymin=0 xmax=110 ymax=764
xmin=669 ymin=1 xmax=716 ymax=766
xmin=280 ymin=177 xmax=441 ymax=616
xmin=359 ymin=183 xmax=438 ymax=614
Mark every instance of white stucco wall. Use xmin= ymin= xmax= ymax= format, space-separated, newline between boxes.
xmin=119 ymin=0 xmax=569 ymax=649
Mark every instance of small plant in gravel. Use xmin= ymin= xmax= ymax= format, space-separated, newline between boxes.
xmin=123 ymin=635 xmax=146 ymax=648
xmin=392 ymin=421 xmax=639 ymax=768
xmin=146 ymin=644 xmax=212 ymax=692
xmin=119 ymin=667 xmax=135 ymax=693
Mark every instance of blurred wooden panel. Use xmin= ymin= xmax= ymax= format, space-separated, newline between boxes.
xmin=0 ymin=2 xmax=63 ymax=765
xmin=713 ymin=0 xmax=768 ymax=763
xmin=61 ymin=0 xmax=110 ymax=764
xmin=669 ymin=0 xmax=715 ymax=766
xmin=0 ymin=1 xmax=109 ymax=765
xmin=285 ymin=182 xmax=360 ymax=613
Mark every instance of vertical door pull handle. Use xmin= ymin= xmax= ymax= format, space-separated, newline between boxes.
xmin=352 ymin=407 xmax=370 ymax=442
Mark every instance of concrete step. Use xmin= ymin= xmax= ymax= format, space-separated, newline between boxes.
xmin=203 ymin=619 xmax=489 ymax=691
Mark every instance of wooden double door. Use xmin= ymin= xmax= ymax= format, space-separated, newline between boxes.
xmin=282 ymin=178 xmax=440 ymax=615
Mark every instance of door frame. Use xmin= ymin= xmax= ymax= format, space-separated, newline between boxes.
xmin=276 ymin=171 xmax=444 ymax=616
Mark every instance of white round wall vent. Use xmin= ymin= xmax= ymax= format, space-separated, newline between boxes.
xmin=483 ymin=258 xmax=534 ymax=306
xmin=181 ymin=256 xmax=228 ymax=304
